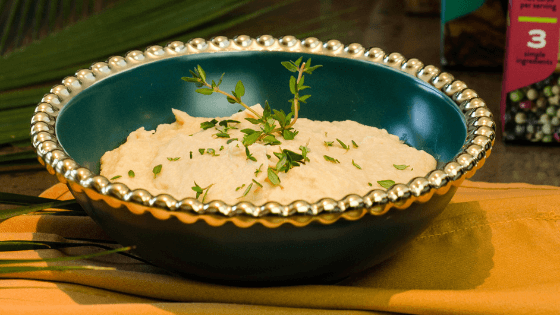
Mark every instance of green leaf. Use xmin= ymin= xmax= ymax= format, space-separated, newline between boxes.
xmin=323 ymin=155 xmax=340 ymax=163
xmin=272 ymin=109 xmax=286 ymax=127
xmin=198 ymin=148 xmax=205 ymax=155
xmin=152 ymin=164 xmax=162 ymax=178
xmin=377 ymin=180 xmax=396 ymax=189
xmin=245 ymin=118 xmax=261 ymax=124
xmin=324 ymin=141 xmax=334 ymax=147
xmin=282 ymin=129 xmax=297 ymax=140
xmin=252 ymin=179 xmax=263 ymax=188
xmin=110 ymin=175 xmax=122 ymax=180
xmin=227 ymin=96 xmax=237 ymax=104
xmin=200 ymin=119 xmax=218 ymax=130
xmin=206 ymin=148 xmax=219 ymax=156
xmin=128 ymin=170 xmax=135 ymax=177
xmin=217 ymin=73 xmax=225 ymax=86
xmin=352 ymin=160 xmax=362 ymax=170
xmin=352 ymin=140 xmax=359 ymax=148
xmin=245 ymin=146 xmax=257 ymax=161
xmin=263 ymin=135 xmax=281 ymax=145
xmin=267 ymin=167 xmax=281 ymax=185
xmin=196 ymin=88 xmax=213 ymax=95
xmin=336 ymin=139 xmax=349 ymax=150
xmin=197 ymin=65 xmax=207 ymax=82
xmin=181 ymin=76 xmax=200 ymax=83
xmin=298 ymin=94 xmax=311 ymax=103
xmin=235 ymin=80 xmax=245 ymax=97
xmin=242 ymin=131 xmax=261 ymax=146
xmin=241 ymin=182 xmax=253 ymax=197
xmin=215 ymin=132 xmax=230 ymax=138
xmin=289 ymin=76 xmax=297 ymax=94
xmin=281 ymin=61 xmax=298 ymax=72
xmin=263 ymin=101 xmax=272 ymax=119
xmin=393 ymin=164 xmax=410 ymax=170
xmin=241 ymin=128 xmax=257 ymax=134
xmin=294 ymin=56 xmax=303 ymax=67
xmin=305 ymin=64 xmax=323 ymax=74
xmin=299 ymin=145 xmax=310 ymax=162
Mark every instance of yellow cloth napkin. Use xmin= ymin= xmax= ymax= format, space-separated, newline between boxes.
xmin=1 ymin=180 xmax=560 ymax=314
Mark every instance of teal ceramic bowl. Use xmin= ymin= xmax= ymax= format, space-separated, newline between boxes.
xmin=32 ymin=36 xmax=494 ymax=285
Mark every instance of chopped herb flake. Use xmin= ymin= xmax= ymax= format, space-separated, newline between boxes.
xmin=198 ymin=148 xmax=205 ymax=155
xmin=110 ymin=175 xmax=121 ymax=180
xmin=207 ymin=148 xmax=219 ymax=156
xmin=190 ymin=151 xmax=193 ymax=159
xmin=352 ymin=160 xmax=362 ymax=169
xmin=352 ymin=140 xmax=358 ymax=148
xmin=153 ymin=164 xmax=162 ymax=178
xmin=167 ymin=157 xmax=180 ymax=161
xmin=252 ymin=179 xmax=263 ymax=188
xmin=236 ymin=184 xmax=246 ymax=191
xmin=368 ymin=182 xmax=373 ymax=186
xmin=393 ymin=164 xmax=410 ymax=170
xmin=324 ymin=141 xmax=334 ymax=147
xmin=324 ymin=155 xmax=340 ymax=163
xmin=267 ymin=167 xmax=281 ymax=185
xmin=255 ymin=164 xmax=263 ymax=176
xmin=241 ymin=183 xmax=253 ymax=197
xmin=200 ymin=119 xmax=218 ymax=130
xmin=128 ymin=170 xmax=135 ymax=178
xmin=336 ymin=139 xmax=349 ymax=150
xmin=377 ymin=180 xmax=396 ymax=189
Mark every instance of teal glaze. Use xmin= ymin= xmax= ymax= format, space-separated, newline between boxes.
xmin=57 ymin=51 xmax=466 ymax=173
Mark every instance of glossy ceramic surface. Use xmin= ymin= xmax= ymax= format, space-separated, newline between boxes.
xmin=31 ymin=36 xmax=495 ymax=285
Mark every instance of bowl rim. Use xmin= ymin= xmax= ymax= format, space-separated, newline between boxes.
xmin=31 ymin=35 xmax=495 ymax=225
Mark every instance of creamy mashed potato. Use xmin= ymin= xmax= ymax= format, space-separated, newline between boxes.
xmin=100 ymin=105 xmax=436 ymax=204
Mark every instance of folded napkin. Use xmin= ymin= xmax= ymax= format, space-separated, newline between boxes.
xmin=1 ymin=180 xmax=559 ymax=314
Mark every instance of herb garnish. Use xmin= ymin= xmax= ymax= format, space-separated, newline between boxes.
xmin=324 ymin=141 xmax=334 ymax=147
xmin=190 ymin=151 xmax=193 ymax=159
xmin=352 ymin=140 xmax=358 ymax=148
xmin=192 ymin=182 xmax=213 ymax=202
xmin=368 ymin=182 xmax=373 ymax=186
xmin=299 ymin=145 xmax=310 ymax=162
xmin=152 ymin=164 xmax=162 ymax=178
xmin=183 ymin=57 xmax=321 ymax=146
xmin=236 ymin=184 xmax=245 ymax=191
xmin=352 ymin=160 xmax=362 ymax=169
xmin=255 ymin=163 xmax=263 ymax=176
xmin=240 ymin=183 xmax=253 ymax=198
xmin=198 ymin=148 xmax=205 ymax=155
xmin=245 ymin=146 xmax=257 ymax=162
xmin=110 ymin=175 xmax=121 ymax=180
xmin=206 ymin=148 xmax=219 ymax=156
xmin=393 ymin=164 xmax=410 ymax=170
xmin=128 ymin=170 xmax=135 ymax=178
xmin=167 ymin=157 xmax=180 ymax=161
xmin=377 ymin=180 xmax=395 ymax=189
xmin=252 ymin=179 xmax=263 ymax=188
xmin=336 ymin=139 xmax=349 ymax=151
xmin=324 ymin=155 xmax=340 ymax=163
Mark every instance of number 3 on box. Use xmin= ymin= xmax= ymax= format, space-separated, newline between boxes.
xmin=527 ymin=29 xmax=546 ymax=49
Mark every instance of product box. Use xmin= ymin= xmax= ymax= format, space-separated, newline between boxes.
xmin=441 ymin=0 xmax=507 ymax=68
xmin=501 ymin=0 xmax=560 ymax=144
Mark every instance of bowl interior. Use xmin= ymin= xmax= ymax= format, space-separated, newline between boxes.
xmin=57 ymin=51 xmax=466 ymax=174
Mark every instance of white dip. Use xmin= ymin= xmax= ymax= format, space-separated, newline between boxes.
xmin=100 ymin=105 xmax=436 ymax=205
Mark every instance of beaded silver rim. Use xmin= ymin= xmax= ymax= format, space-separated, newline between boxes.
xmin=31 ymin=35 xmax=495 ymax=219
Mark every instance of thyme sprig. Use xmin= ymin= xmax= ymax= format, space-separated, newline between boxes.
xmin=192 ymin=182 xmax=213 ymax=202
xmin=182 ymin=57 xmax=321 ymax=146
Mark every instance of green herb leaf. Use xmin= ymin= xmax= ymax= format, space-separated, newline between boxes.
xmin=227 ymin=96 xmax=237 ymax=104
xmin=196 ymin=88 xmax=213 ymax=95
xmin=110 ymin=175 xmax=121 ymax=180
xmin=235 ymin=80 xmax=245 ymax=98
xmin=282 ymin=129 xmax=298 ymax=140
xmin=235 ymin=184 xmax=245 ymax=191
xmin=245 ymin=146 xmax=257 ymax=162
xmin=299 ymin=145 xmax=310 ymax=162
xmin=215 ymin=132 xmax=230 ymax=138
xmin=167 ymin=157 xmax=180 ymax=161
xmin=217 ymin=73 xmax=225 ymax=86
xmin=226 ymin=138 xmax=238 ymax=144
xmin=263 ymin=135 xmax=281 ymax=145
xmin=198 ymin=148 xmax=205 ymax=155
xmin=289 ymin=76 xmax=297 ymax=94
xmin=336 ymin=139 xmax=349 ymax=150
xmin=281 ymin=61 xmax=298 ymax=72
xmin=241 ymin=128 xmax=257 ymax=134
xmin=267 ymin=167 xmax=281 ymax=185
xmin=298 ymin=94 xmax=311 ymax=103
xmin=324 ymin=141 xmax=334 ymax=147
xmin=219 ymin=146 xmax=224 ymax=151
xmin=393 ymin=164 xmax=410 ymax=170
xmin=252 ymin=179 xmax=263 ymax=188
xmin=352 ymin=160 xmax=362 ymax=169
xmin=323 ymin=155 xmax=340 ymax=163
xmin=207 ymin=148 xmax=219 ymax=156
xmin=190 ymin=151 xmax=193 ymax=159
xmin=241 ymin=183 xmax=253 ymax=197
xmin=294 ymin=56 xmax=303 ymax=67
xmin=128 ymin=170 xmax=135 ymax=177
xmin=377 ymin=180 xmax=396 ymax=189
xmin=200 ymin=119 xmax=218 ymax=130
xmin=242 ymin=131 xmax=262 ymax=146
xmin=152 ymin=164 xmax=162 ymax=178
xmin=352 ymin=140 xmax=359 ymax=148
xmin=368 ymin=182 xmax=373 ymax=186
xmin=181 ymin=77 xmax=200 ymax=83
xmin=245 ymin=118 xmax=261 ymax=124
xmin=197 ymin=65 xmax=206 ymax=82
xmin=255 ymin=163 xmax=263 ymax=176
